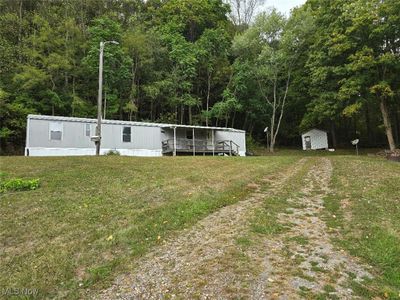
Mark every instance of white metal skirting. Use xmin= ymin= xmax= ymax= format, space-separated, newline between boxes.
xmin=25 ymin=147 xmax=163 ymax=157
xmin=25 ymin=148 xmax=246 ymax=157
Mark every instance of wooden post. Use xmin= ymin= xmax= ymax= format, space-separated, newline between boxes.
xmin=229 ymin=141 xmax=232 ymax=156
xmin=212 ymin=129 xmax=215 ymax=156
xmin=173 ymin=127 xmax=177 ymax=157
xmin=192 ymin=128 xmax=195 ymax=156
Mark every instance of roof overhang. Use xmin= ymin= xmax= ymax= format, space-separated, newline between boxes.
xmin=160 ymin=124 xmax=244 ymax=133
xmin=27 ymin=114 xmax=245 ymax=133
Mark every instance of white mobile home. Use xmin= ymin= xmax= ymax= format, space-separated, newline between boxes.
xmin=301 ymin=129 xmax=328 ymax=150
xmin=25 ymin=115 xmax=246 ymax=157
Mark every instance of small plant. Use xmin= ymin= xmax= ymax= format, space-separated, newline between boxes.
xmin=106 ymin=150 xmax=120 ymax=156
xmin=0 ymin=178 xmax=40 ymax=193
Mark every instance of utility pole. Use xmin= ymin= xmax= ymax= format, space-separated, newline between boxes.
xmin=94 ymin=40 xmax=119 ymax=156
xmin=95 ymin=41 xmax=104 ymax=156
xmin=103 ymin=91 xmax=107 ymax=119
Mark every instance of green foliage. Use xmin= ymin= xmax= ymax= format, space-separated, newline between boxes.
xmin=302 ymin=0 xmax=400 ymax=148
xmin=0 ymin=0 xmax=399 ymax=153
xmin=105 ymin=150 xmax=120 ymax=156
xmin=0 ymin=178 xmax=40 ymax=193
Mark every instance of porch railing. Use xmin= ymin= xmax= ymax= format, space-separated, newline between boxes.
xmin=216 ymin=140 xmax=240 ymax=156
xmin=162 ymin=138 xmax=239 ymax=155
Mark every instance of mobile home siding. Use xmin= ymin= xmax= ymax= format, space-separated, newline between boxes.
xmin=102 ymin=123 xmax=161 ymax=150
xmin=28 ymin=118 xmax=95 ymax=148
xmin=26 ymin=115 xmax=246 ymax=157
xmin=215 ymin=131 xmax=246 ymax=156
xmin=27 ymin=118 xmax=163 ymax=156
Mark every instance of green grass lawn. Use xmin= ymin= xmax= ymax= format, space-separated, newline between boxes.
xmin=324 ymin=156 xmax=400 ymax=298
xmin=0 ymin=155 xmax=298 ymax=299
xmin=0 ymin=153 xmax=398 ymax=299
xmin=249 ymin=145 xmax=382 ymax=157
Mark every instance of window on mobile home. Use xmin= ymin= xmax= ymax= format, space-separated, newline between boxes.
xmin=122 ymin=126 xmax=131 ymax=142
xmin=85 ymin=124 xmax=91 ymax=137
xmin=49 ymin=122 xmax=63 ymax=140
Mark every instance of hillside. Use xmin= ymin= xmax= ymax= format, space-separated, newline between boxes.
xmin=1 ymin=154 xmax=399 ymax=298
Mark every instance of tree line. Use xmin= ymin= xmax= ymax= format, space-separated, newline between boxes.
xmin=0 ymin=0 xmax=399 ymax=154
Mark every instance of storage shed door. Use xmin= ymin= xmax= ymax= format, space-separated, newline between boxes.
xmin=304 ymin=136 xmax=311 ymax=150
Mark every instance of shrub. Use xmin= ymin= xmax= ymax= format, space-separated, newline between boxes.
xmin=106 ymin=150 xmax=120 ymax=156
xmin=0 ymin=178 xmax=40 ymax=193
xmin=246 ymin=135 xmax=263 ymax=154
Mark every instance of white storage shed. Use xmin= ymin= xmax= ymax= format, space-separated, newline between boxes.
xmin=301 ymin=129 xmax=328 ymax=150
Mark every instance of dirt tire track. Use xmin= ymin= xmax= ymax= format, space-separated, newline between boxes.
xmin=96 ymin=159 xmax=307 ymax=300
xmin=251 ymin=158 xmax=372 ymax=299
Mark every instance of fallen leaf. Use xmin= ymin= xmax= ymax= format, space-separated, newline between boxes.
xmin=267 ymin=278 xmax=274 ymax=283
xmin=106 ymin=235 xmax=113 ymax=241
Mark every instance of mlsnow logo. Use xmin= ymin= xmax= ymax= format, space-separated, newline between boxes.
xmin=1 ymin=287 xmax=38 ymax=296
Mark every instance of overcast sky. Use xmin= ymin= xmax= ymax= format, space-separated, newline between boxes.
xmin=260 ymin=0 xmax=307 ymax=16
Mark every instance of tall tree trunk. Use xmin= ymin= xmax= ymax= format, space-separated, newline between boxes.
xmin=71 ymin=76 xmax=75 ymax=116
xmin=269 ymin=77 xmax=277 ymax=153
xmin=64 ymin=17 xmax=69 ymax=92
xmin=270 ymin=139 xmax=275 ymax=152
xmin=18 ymin=0 xmax=23 ymax=63
xmin=51 ymin=77 xmax=56 ymax=116
xmin=330 ymin=121 xmax=337 ymax=148
xmin=205 ymin=71 xmax=211 ymax=126
xmin=393 ymin=108 xmax=399 ymax=146
xmin=268 ymin=71 xmax=290 ymax=153
xmin=353 ymin=116 xmax=358 ymax=137
xmin=365 ymin=103 xmax=373 ymax=146
xmin=150 ymin=99 xmax=154 ymax=121
xmin=180 ymin=105 xmax=184 ymax=124
xmin=379 ymin=97 xmax=396 ymax=150
xmin=249 ymin=122 xmax=255 ymax=137
xmin=130 ymin=58 xmax=139 ymax=121
xmin=243 ymin=112 xmax=249 ymax=131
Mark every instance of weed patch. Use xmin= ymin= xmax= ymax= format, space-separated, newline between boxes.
xmin=0 ymin=178 xmax=40 ymax=193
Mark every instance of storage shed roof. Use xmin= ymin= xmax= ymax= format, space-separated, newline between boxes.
xmin=301 ymin=128 xmax=327 ymax=135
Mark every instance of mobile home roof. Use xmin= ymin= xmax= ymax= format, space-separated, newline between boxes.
xmin=28 ymin=115 xmax=245 ymax=133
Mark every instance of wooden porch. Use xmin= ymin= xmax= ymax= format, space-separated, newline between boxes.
xmin=162 ymin=138 xmax=240 ymax=156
